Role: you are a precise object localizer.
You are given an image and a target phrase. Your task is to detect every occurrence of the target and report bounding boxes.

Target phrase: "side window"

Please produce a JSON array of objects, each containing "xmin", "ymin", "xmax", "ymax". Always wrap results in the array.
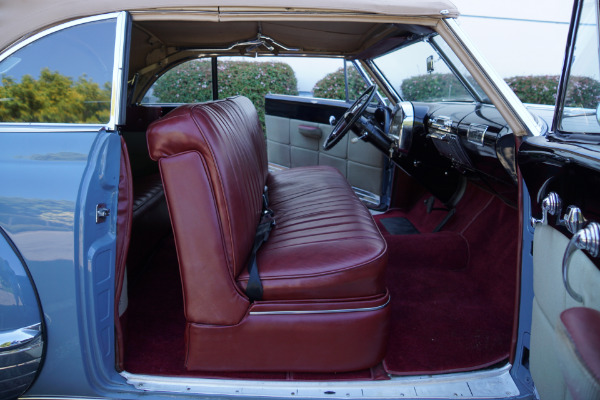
[
  {"xmin": 312, "ymin": 62, "xmax": 369, "ymax": 102},
  {"xmin": 0, "ymin": 19, "xmax": 117, "ymax": 124}
]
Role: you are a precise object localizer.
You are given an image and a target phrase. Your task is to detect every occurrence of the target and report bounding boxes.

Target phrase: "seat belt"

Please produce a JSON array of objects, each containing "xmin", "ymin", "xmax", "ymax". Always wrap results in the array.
[{"xmin": 245, "ymin": 186, "xmax": 275, "ymax": 302}]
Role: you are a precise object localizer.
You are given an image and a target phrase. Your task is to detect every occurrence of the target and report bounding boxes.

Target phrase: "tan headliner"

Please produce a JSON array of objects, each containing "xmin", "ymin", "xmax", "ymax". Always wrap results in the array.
[{"xmin": 0, "ymin": 0, "xmax": 458, "ymax": 52}]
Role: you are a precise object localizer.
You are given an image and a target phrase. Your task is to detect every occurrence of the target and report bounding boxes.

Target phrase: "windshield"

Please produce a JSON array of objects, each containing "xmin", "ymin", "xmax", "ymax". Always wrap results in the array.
[{"xmin": 373, "ymin": 35, "xmax": 488, "ymax": 103}]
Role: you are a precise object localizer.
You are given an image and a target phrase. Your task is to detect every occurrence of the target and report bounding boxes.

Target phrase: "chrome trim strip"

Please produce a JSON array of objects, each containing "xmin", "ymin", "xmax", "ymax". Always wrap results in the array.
[
  {"xmin": 122, "ymin": 363, "xmax": 519, "ymax": 398},
  {"xmin": 0, "ymin": 13, "xmax": 124, "ymax": 131},
  {"xmin": 0, "ymin": 323, "xmax": 41, "ymax": 351},
  {"xmin": 109, "ymin": 12, "xmax": 129, "ymax": 130},
  {"xmin": 442, "ymin": 19, "xmax": 542, "ymax": 137},
  {"xmin": 0, "ymin": 125, "xmax": 105, "ymax": 133},
  {"xmin": 249, "ymin": 296, "xmax": 390, "ymax": 315}
]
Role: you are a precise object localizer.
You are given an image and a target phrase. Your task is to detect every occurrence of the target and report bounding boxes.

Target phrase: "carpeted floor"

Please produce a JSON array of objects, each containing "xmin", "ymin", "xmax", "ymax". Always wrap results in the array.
[
  {"xmin": 123, "ymin": 183, "xmax": 518, "ymax": 378},
  {"xmin": 376, "ymin": 184, "xmax": 518, "ymax": 375}
]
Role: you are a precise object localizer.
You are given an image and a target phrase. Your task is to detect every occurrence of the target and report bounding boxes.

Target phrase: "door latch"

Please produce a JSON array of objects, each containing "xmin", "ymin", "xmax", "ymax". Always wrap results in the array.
[{"xmin": 96, "ymin": 204, "xmax": 110, "ymax": 223}]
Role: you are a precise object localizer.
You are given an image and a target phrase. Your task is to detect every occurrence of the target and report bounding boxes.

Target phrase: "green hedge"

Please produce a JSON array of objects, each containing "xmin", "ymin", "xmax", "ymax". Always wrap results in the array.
[
  {"xmin": 504, "ymin": 75, "xmax": 559, "ymax": 105},
  {"xmin": 401, "ymin": 73, "xmax": 600, "ymax": 107},
  {"xmin": 400, "ymin": 73, "xmax": 470, "ymax": 102},
  {"xmin": 153, "ymin": 60, "xmax": 298, "ymax": 127},
  {"xmin": 312, "ymin": 67, "xmax": 368, "ymax": 101}
]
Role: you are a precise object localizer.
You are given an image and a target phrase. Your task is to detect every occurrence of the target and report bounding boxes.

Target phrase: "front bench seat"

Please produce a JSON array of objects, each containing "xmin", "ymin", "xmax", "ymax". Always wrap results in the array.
[{"xmin": 147, "ymin": 96, "xmax": 390, "ymax": 372}]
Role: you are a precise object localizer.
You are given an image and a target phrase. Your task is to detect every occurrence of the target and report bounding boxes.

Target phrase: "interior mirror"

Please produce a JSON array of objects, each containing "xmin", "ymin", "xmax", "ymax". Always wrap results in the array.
[{"xmin": 426, "ymin": 55, "xmax": 434, "ymax": 74}]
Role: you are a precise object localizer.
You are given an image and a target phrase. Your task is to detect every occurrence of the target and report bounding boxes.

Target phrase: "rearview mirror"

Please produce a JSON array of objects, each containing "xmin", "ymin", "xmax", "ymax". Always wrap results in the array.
[{"xmin": 426, "ymin": 55, "xmax": 434, "ymax": 74}]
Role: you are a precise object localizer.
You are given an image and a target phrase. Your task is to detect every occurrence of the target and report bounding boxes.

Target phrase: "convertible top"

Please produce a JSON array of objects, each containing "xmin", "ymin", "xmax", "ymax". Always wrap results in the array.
[{"xmin": 0, "ymin": 0, "xmax": 458, "ymax": 53}]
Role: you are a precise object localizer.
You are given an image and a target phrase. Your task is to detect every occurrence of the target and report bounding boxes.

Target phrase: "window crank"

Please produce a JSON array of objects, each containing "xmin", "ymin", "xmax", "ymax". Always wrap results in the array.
[
  {"xmin": 531, "ymin": 192, "xmax": 562, "ymax": 227},
  {"xmin": 562, "ymin": 221, "xmax": 600, "ymax": 303}
]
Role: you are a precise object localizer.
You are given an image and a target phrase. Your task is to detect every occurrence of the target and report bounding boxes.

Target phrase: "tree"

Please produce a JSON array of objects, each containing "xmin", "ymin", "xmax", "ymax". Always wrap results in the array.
[{"xmin": 0, "ymin": 68, "xmax": 111, "ymax": 123}]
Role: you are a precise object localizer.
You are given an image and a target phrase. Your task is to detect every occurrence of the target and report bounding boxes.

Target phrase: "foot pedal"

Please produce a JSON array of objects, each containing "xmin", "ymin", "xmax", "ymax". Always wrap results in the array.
[
  {"xmin": 425, "ymin": 196, "xmax": 436, "ymax": 214},
  {"xmin": 433, "ymin": 208, "xmax": 456, "ymax": 232}
]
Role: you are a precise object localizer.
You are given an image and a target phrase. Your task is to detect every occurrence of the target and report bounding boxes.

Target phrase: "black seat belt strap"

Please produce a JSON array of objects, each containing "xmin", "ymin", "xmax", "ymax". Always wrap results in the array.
[{"xmin": 245, "ymin": 186, "xmax": 275, "ymax": 301}]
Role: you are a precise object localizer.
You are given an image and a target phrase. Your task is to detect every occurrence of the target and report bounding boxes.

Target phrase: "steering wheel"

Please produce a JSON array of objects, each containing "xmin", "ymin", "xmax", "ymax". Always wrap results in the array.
[{"xmin": 323, "ymin": 85, "xmax": 377, "ymax": 151}]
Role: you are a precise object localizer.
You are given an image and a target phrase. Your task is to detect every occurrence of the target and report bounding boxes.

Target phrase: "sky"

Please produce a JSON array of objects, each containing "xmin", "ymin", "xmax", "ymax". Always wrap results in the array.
[
  {"xmin": 447, "ymin": 0, "xmax": 573, "ymax": 78},
  {"xmin": 286, "ymin": 0, "xmax": 575, "ymax": 92}
]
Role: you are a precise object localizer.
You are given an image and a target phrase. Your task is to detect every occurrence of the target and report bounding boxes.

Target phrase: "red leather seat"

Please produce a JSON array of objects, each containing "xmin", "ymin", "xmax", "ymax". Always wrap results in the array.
[
  {"xmin": 147, "ymin": 96, "xmax": 389, "ymax": 372},
  {"xmin": 237, "ymin": 166, "xmax": 387, "ymax": 300}
]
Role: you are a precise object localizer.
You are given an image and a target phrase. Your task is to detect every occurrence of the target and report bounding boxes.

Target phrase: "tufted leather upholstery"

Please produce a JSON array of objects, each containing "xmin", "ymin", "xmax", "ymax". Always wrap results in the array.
[
  {"xmin": 147, "ymin": 96, "xmax": 389, "ymax": 372},
  {"xmin": 237, "ymin": 166, "xmax": 387, "ymax": 300}
]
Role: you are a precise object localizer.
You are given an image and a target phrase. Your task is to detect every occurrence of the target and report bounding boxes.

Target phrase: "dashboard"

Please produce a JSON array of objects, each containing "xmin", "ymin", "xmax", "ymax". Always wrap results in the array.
[{"xmin": 387, "ymin": 102, "xmax": 518, "ymax": 206}]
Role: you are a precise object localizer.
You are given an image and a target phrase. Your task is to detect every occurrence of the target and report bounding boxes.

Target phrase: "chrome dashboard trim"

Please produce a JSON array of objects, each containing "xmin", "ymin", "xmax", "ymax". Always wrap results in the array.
[{"xmin": 467, "ymin": 123, "xmax": 488, "ymax": 146}]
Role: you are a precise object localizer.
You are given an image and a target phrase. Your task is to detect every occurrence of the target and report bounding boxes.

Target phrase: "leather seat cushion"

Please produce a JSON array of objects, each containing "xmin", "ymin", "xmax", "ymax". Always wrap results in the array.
[{"xmin": 237, "ymin": 165, "xmax": 388, "ymax": 300}]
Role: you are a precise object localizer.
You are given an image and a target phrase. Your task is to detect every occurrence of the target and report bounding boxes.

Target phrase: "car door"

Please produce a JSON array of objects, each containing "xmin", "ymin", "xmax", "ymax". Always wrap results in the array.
[
  {"xmin": 0, "ymin": 12, "xmax": 131, "ymax": 395},
  {"xmin": 518, "ymin": 0, "xmax": 600, "ymax": 398},
  {"xmin": 264, "ymin": 60, "xmax": 389, "ymax": 208}
]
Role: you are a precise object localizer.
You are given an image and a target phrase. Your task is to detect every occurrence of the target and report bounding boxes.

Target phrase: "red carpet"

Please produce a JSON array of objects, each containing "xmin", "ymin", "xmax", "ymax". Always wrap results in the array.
[
  {"xmin": 376, "ymin": 184, "xmax": 518, "ymax": 375},
  {"xmin": 124, "ymin": 183, "xmax": 517, "ymax": 377}
]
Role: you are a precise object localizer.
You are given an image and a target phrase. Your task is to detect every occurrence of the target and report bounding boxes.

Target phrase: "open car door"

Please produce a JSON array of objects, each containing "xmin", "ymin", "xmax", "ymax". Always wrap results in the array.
[{"xmin": 518, "ymin": 0, "xmax": 600, "ymax": 398}]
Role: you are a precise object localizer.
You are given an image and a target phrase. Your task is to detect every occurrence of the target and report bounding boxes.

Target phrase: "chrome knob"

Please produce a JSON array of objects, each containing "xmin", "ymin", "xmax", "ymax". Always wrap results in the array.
[
  {"xmin": 562, "ymin": 222, "xmax": 600, "ymax": 302},
  {"xmin": 563, "ymin": 205, "xmax": 587, "ymax": 234},
  {"xmin": 532, "ymin": 192, "xmax": 562, "ymax": 226}
]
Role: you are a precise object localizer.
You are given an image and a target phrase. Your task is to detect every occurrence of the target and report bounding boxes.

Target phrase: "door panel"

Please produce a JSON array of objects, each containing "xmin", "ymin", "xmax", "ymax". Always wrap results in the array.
[
  {"xmin": 520, "ymin": 136, "xmax": 600, "ymax": 400},
  {"xmin": 530, "ymin": 224, "xmax": 600, "ymax": 400},
  {"xmin": 265, "ymin": 94, "xmax": 385, "ymax": 205}
]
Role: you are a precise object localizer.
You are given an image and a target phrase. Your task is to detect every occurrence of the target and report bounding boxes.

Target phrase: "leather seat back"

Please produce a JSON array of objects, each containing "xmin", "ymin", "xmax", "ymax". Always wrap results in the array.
[{"xmin": 148, "ymin": 97, "xmax": 267, "ymax": 279}]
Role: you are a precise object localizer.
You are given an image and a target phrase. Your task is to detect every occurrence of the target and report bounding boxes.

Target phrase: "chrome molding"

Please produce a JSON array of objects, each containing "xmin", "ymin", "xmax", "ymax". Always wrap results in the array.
[
  {"xmin": 109, "ymin": 11, "xmax": 129, "ymax": 130},
  {"xmin": 0, "ymin": 13, "xmax": 122, "ymax": 63},
  {"xmin": 563, "ymin": 222, "xmax": 600, "ymax": 302},
  {"xmin": 249, "ymin": 297, "xmax": 390, "ymax": 316},
  {"xmin": 0, "ymin": 323, "xmax": 41, "ymax": 351},
  {"xmin": 122, "ymin": 363, "xmax": 519, "ymax": 398},
  {"xmin": 0, "ymin": 12, "xmax": 127, "ymax": 132},
  {"xmin": 397, "ymin": 101, "xmax": 414, "ymax": 154}
]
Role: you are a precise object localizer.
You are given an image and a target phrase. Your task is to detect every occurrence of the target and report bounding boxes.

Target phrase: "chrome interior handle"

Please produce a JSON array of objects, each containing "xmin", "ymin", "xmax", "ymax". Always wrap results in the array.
[
  {"xmin": 531, "ymin": 192, "xmax": 562, "ymax": 226},
  {"xmin": 562, "ymin": 222, "xmax": 600, "ymax": 303}
]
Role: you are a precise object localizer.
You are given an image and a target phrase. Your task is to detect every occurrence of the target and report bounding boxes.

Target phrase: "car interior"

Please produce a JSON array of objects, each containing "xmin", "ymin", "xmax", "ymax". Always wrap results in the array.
[{"xmin": 114, "ymin": 16, "xmax": 520, "ymax": 380}]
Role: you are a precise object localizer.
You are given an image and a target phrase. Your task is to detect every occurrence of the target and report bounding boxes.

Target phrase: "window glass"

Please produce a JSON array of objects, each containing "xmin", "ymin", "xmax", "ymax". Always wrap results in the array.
[
  {"xmin": 0, "ymin": 19, "xmax": 116, "ymax": 124},
  {"xmin": 558, "ymin": 0, "xmax": 600, "ymax": 134},
  {"xmin": 145, "ymin": 57, "xmax": 373, "ymax": 127},
  {"xmin": 373, "ymin": 38, "xmax": 477, "ymax": 103}
]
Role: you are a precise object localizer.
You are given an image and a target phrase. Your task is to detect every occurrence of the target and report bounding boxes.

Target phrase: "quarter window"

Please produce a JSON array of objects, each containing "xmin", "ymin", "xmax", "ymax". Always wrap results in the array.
[
  {"xmin": 558, "ymin": 0, "xmax": 600, "ymax": 134},
  {"xmin": 0, "ymin": 19, "xmax": 117, "ymax": 124}
]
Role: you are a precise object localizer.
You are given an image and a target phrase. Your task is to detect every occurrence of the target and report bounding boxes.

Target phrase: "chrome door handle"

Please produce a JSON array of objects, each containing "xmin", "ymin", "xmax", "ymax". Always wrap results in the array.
[{"xmin": 562, "ymin": 222, "xmax": 600, "ymax": 302}]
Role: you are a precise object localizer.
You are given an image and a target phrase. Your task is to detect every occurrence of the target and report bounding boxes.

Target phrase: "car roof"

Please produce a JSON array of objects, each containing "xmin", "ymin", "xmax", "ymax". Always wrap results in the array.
[{"xmin": 0, "ymin": 0, "xmax": 459, "ymax": 53}]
